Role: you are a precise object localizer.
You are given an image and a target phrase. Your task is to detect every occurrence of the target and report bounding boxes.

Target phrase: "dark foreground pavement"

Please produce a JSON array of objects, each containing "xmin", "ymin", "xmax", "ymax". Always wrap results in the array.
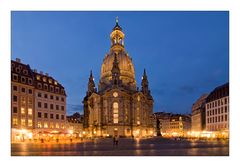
[{"xmin": 11, "ymin": 137, "xmax": 229, "ymax": 156}]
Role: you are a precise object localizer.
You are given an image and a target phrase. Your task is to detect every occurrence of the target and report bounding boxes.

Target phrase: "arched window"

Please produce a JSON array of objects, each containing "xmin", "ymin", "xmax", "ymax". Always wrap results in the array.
[{"xmin": 113, "ymin": 102, "xmax": 118, "ymax": 124}]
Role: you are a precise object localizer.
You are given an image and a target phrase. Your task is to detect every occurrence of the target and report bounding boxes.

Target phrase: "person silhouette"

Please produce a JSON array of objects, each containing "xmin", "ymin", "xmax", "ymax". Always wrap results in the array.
[
  {"xmin": 113, "ymin": 136, "xmax": 116, "ymax": 146},
  {"xmin": 115, "ymin": 135, "xmax": 119, "ymax": 146}
]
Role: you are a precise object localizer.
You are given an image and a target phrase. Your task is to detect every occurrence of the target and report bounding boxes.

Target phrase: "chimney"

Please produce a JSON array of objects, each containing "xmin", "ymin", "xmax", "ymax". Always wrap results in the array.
[
  {"xmin": 33, "ymin": 69, "xmax": 37, "ymax": 73},
  {"xmin": 40, "ymin": 71, "xmax": 43, "ymax": 75},
  {"xmin": 16, "ymin": 58, "xmax": 21, "ymax": 63},
  {"xmin": 45, "ymin": 73, "xmax": 49, "ymax": 76}
]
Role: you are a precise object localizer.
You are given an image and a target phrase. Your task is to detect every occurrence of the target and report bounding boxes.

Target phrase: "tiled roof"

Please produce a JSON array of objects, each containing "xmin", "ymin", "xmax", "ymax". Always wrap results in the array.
[
  {"xmin": 206, "ymin": 82, "xmax": 229, "ymax": 102},
  {"xmin": 11, "ymin": 58, "xmax": 66, "ymax": 96}
]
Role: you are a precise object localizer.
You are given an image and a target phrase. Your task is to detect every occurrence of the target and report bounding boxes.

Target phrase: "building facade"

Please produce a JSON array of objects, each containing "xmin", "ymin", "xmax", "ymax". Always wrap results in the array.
[
  {"xmin": 11, "ymin": 58, "xmax": 67, "ymax": 141},
  {"xmin": 66, "ymin": 112, "xmax": 84, "ymax": 138},
  {"xmin": 169, "ymin": 114, "xmax": 191, "ymax": 137},
  {"xmin": 11, "ymin": 58, "xmax": 35, "ymax": 141},
  {"xmin": 33, "ymin": 70, "xmax": 67, "ymax": 139},
  {"xmin": 83, "ymin": 19, "xmax": 154, "ymax": 138},
  {"xmin": 205, "ymin": 83, "xmax": 229, "ymax": 137},
  {"xmin": 191, "ymin": 94, "xmax": 208, "ymax": 132},
  {"xmin": 153, "ymin": 112, "xmax": 191, "ymax": 137}
]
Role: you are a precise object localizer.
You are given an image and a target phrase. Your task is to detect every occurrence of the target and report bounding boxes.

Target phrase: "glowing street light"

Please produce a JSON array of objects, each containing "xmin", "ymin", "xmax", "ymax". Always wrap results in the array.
[{"xmin": 69, "ymin": 130, "xmax": 73, "ymax": 135}]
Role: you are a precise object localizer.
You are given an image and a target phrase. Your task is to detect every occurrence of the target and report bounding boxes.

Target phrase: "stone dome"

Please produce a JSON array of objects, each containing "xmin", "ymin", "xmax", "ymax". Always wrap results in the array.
[
  {"xmin": 100, "ymin": 50, "xmax": 136, "ymax": 87},
  {"xmin": 99, "ymin": 19, "xmax": 137, "ymax": 90}
]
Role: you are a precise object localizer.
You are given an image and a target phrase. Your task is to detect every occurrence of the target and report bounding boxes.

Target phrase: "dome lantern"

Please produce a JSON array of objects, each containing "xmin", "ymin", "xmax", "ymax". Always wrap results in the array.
[{"xmin": 110, "ymin": 17, "xmax": 125, "ymax": 49}]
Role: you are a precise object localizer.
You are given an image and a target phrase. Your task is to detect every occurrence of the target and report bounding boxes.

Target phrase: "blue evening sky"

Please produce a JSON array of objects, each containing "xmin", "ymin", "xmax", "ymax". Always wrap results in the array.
[{"xmin": 11, "ymin": 11, "xmax": 229, "ymax": 115}]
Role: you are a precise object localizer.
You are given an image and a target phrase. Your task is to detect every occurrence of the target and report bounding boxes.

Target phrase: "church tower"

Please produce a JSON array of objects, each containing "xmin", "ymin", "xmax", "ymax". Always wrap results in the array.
[
  {"xmin": 83, "ymin": 18, "xmax": 154, "ymax": 137},
  {"xmin": 83, "ymin": 70, "xmax": 96, "ymax": 128},
  {"xmin": 87, "ymin": 70, "xmax": 96, "ymax": 96},
  {"xmin": 141, "ymin": 69, "xmax": 149, "ymax": 95},
  {"xmin": 141, "ymin": 69, "xmax": 153, "ymax": 100}
]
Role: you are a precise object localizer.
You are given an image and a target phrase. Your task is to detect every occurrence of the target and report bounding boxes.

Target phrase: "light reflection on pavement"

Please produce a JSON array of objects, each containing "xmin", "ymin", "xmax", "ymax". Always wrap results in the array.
[{"xmin": 11, "ymin": 137, "xmax": 229, "ymax": 156}]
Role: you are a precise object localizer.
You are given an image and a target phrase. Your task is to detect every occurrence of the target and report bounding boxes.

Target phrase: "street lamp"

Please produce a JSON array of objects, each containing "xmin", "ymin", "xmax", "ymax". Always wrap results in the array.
[{"xmin": 69, "ymin": 130, "xmax": 73, "ymax": 142}]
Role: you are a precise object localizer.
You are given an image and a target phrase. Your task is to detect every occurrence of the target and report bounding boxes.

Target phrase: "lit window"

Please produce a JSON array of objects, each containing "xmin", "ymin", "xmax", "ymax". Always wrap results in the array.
[
  {"xmin": 113, "ymin": 102, "xmax": 118, "ymax": 124},
  {"xmin": 37, "ymin": 122, "xmax": 42, "ymax": 128},
  {"xmin": 28, "ymin": 108, "xmax": 32, "ymax": 115},
  {"xmin": 36, "ymin": 75, "xmax": 41, "ymax": 80},
  {"xmin": 44, "ymin": 122, "xmax": 48, "ymax": 128},
  {"xmin": 50, "ymin": 122, "xmax": 54, "ymax": 128},
  {"xmin": 56, "ymin": 123, "xmax": 59, "ymax": 128},
  {"xmin": 54, "ymin": 81, "xmax": 58, "ymax": 85},
  {"xmin": 21, "ymin": 107, "xmax": 25, "ymax": 114},
  {"xmin": 21, "ymin": 119, "xmax": 25, "ymax": 126},
  {"xmin": 13, "ymin": 118, "xmax": 18, "ymax": 126},
  {"xmin": 43, "ymin": 77, "xmax": 47, "ymax": 82},
  {"xmin": 28, "ymin": 120, "xmax": 32, "ymax": 127}
]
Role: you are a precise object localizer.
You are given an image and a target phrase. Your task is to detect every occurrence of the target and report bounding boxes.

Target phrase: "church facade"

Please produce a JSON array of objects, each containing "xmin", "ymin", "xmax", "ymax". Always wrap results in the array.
[{"xmin": 83, "ymin": 19, "xmax": 154, "ymax": 137}]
